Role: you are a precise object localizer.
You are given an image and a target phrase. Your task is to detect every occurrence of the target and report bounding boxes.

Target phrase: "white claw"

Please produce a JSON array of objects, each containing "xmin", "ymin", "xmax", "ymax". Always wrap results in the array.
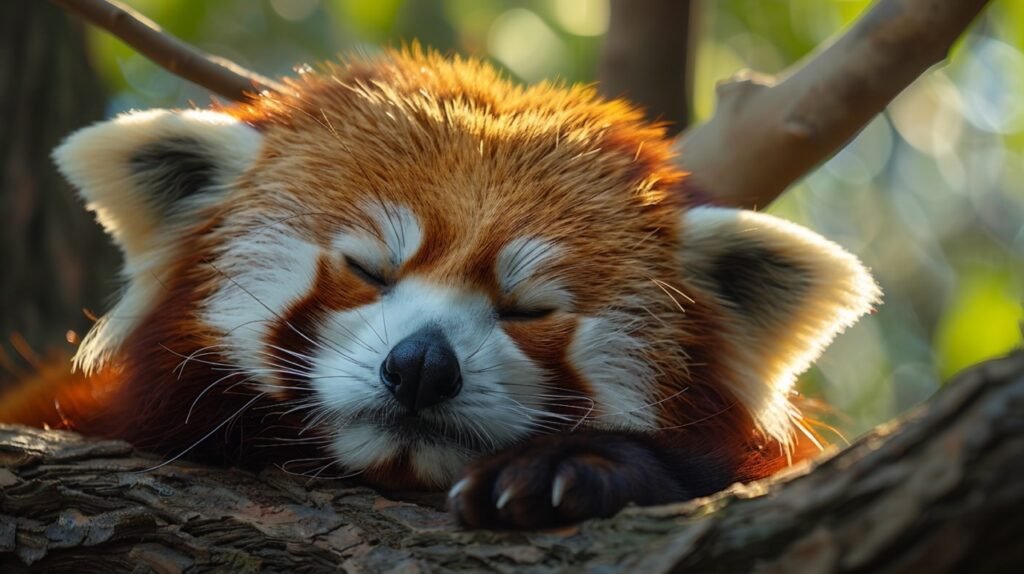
[
  {"xmin": 496, "ymin": 488, "xmax": 514, "ymax": 510},
  {"xmin": 551, "ymin": 474, "xmax": 568, "ymax": 508},
  {"xmin": 448, "ymin": 477, "xmax": 470, "ymax": 499}
]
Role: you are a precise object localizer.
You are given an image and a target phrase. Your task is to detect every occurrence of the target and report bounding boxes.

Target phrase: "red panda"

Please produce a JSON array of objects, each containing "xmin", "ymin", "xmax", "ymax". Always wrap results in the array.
[{"xmin": 1, "ymin": 49, "xmax": 879, "ymax": 529}]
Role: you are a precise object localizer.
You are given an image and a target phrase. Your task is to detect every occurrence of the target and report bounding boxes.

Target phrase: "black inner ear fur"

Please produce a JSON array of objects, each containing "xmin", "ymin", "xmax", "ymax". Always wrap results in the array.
[
  {"xmin": 708, "ymin": 245, "xmax": 811, "ymax": 328},
  {"xmin": 129, "ymin": 137, "xmax": 218, "ymax": 205}
]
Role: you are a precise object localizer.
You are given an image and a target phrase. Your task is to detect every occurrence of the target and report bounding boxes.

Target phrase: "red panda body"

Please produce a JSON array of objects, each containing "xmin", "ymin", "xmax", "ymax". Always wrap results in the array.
[{"xmin": 2, "ymin": 50, "xmax": 879, "ymax": 529}]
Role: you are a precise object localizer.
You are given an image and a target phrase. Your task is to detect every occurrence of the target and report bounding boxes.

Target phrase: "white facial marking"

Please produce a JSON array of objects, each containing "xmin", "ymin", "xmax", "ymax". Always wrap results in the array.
[
  {"xmin": 570, "ymin": 314, "xmax": 657, "ymax": 430},
  {"xmin": 370, "ymin": 202, "xmax": 423, "ymax": 267},
  {"xmin": 333, "ymin": 233, "xmax": 388, "ymax": 275},
  {"xmin": 332, "ymin": 202, "xmax": 423, "ymax": 276},
  {"xmin": 202, "ymin": 222, "xmax": 321, "ymax": 385},
  {"xmin": 329, "ymin": 423, "xmax": 401, "ymax": 470},
  {"xmin": 496, "ymin": 237, "xmax": 573, "ymax": 310}
]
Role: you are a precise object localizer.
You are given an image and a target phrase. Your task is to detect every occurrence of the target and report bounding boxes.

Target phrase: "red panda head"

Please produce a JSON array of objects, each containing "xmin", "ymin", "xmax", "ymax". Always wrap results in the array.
[{"xmin": 54, "ymin": 50, "xmax": 879, "ymax": 488}]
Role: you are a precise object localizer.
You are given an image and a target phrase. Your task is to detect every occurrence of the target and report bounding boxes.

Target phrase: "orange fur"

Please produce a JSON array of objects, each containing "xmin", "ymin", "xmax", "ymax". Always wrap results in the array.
[{"xmin": 0, "ymin": 357, "xmax": 120, "ymax": 432}]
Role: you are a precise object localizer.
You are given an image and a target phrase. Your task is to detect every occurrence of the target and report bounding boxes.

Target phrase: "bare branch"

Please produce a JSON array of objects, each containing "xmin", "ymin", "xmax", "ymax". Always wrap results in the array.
[
  {"xmin": 676, "ymin": 0, "xmax": 990, "ymax": 209},
  {"xmin": 50, "ymin": 0, "xmax": 288, "ymax": 102}
]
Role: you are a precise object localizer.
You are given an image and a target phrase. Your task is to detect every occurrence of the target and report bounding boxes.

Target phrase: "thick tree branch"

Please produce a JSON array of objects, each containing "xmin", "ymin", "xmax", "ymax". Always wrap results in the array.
[
  {"xmin": 49, "ymin": 0, "xmax": 289, "ymax": 102},
  {"xmin": 2, "ymin": 352, "xmax": 1021, "ymax": 572},
  {"xmin": 676, "ymin": 0, "xmax": 990, "ymax": 209}
]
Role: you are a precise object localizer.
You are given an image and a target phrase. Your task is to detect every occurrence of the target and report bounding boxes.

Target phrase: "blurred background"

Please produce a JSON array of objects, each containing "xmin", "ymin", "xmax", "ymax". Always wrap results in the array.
[{"xmin": 1, "ymin": 0, "xmax": 1021, "ymax": 437}]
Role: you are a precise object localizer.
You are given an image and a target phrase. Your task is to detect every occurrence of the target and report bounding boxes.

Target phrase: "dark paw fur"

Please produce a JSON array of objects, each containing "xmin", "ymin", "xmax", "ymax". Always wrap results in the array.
[{"xmin": 448, "ymin": 431, "xmax": 712, "ymax": 530}]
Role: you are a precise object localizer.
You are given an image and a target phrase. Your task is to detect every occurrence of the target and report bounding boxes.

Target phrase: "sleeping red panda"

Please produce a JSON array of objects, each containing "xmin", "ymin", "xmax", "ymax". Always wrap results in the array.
[{"xmin": 1, "ymin": 49, "xmax": 879, "ymax": 529}]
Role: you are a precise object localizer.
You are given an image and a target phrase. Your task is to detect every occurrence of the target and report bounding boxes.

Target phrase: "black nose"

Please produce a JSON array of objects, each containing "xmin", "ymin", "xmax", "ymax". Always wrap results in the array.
[{"xmin": 381, "ymin": 327, "xmax": 462, "ymax": 412}]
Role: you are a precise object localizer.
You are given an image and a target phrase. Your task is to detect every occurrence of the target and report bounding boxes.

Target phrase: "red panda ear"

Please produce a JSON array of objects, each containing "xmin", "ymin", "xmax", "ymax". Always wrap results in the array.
[
  {"xmin": 678, "ymin": 206, "xmax": 881, "ymax": 442},
  {"xmin": 54, "ymin": 109, "xmax": 261, "ymax": 374},
  {"xmin": 53, "ymin": 109, "xmax": 261, "ymax": 266}
]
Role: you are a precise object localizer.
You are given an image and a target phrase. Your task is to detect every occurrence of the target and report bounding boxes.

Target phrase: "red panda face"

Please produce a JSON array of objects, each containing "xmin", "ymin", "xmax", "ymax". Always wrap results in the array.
[
  {"xmin": 194, "ymin": 98, "xmax": 687, "ymax": 486},
  {"xmin": 54, "ymin": 51, "xmax": 879, "ymax": 490}
]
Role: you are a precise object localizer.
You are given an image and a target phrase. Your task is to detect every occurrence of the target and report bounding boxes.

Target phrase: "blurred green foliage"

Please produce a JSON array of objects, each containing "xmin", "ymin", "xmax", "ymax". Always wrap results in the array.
[{"xmin": 83, "ymin": 0, "xmax": 1023, "ymax": 436}]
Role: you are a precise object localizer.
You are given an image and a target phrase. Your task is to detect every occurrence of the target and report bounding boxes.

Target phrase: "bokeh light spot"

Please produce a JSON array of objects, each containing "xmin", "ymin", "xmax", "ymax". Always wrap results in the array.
[
  {"xmin": 488, "ymin": 9, "xmax": 567, "ymax": 82},
  {"xmin": 270, "ymin": 0, "xmax": 320, "ymax": 22},
  {"xmin": 551, "ymin": 0, "xmax": 609, "ymax": 37}
]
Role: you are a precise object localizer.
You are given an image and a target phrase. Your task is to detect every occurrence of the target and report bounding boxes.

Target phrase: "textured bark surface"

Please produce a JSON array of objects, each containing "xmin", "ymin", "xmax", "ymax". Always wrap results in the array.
[
  {"xmin": 1, "ymin": 352, "xmax": 1021, "ymax": 573},
  {"xmin": 0, "ymin": 1, "xmax": 120, "ymax": 385}
]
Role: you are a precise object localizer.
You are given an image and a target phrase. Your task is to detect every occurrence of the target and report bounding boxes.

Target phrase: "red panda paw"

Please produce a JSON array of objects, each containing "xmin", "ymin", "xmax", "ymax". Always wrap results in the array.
[{"xmin": 448, "ymin": 431, "xmax": 703, "ymax": 530}]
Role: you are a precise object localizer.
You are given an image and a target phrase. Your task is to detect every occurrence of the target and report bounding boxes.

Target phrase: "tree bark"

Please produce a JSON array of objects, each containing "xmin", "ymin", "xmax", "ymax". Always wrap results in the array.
[
  {"xmin": 2, "ymin": 351, "xmax": 1020, "ymax": 573},
  {"xmin": 0, "ymin": 1, "xmax": 120, "ymax": 385}
]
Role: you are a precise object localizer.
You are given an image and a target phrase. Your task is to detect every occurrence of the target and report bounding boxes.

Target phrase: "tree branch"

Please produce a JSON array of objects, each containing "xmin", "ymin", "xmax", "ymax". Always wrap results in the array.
[
  {"xmin": 676, "ymin": 0, "xmax": 990, "ymax": 209},
  {"xmin": 49, "ymin": 0, "xmax": 289, "ymax": 102},
  {"xmin": 2, "ymin": 352, "xmax": 1021, "ymax": 572}
]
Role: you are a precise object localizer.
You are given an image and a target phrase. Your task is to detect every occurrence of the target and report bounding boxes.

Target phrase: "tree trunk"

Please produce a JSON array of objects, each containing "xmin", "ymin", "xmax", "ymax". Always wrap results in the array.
[
  {"xmin": 1, "ymin": 352, "xmax": 1020, "ymax": 573},
  {"xmin": 599, "ymin": 0, "xmax": 695, "ymax": 134},
  {"xmin": 0, "ymin": 1, "xmax": 120, "ymax": 384}
]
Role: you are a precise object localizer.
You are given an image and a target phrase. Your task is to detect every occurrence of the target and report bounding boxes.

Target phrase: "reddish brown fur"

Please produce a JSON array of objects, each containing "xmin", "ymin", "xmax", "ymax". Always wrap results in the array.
[
  {"xmin": 502, "ymin": 316, "xmax": 593, "ymax": 418},
  {"xmin": 266, "ymin": 255, "xmax": 381, "ymax": 398}
]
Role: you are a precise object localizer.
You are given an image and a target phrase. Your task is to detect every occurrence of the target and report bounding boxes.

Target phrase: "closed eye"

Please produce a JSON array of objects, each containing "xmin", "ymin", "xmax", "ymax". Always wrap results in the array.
[
  {"xmin": 345, "ymin": 256, "xmax": 389, "ymax": 288},
  {"xmin": 498, "ymin": 307, "xmax": 556, "ymax": 321}
]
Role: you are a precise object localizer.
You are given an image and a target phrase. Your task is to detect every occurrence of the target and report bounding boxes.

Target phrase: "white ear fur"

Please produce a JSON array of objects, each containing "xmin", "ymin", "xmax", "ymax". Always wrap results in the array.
[
  {"xmin": 53, "ymin": 109, "xmax": 262, "ymax": 266},
  {"xmin": 679, "ymin": 206, "xmax": 881, "ymax": 444},
  {"xmin": 54, "ymin": 109, "xmax": 262, "ymax": 373}
]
